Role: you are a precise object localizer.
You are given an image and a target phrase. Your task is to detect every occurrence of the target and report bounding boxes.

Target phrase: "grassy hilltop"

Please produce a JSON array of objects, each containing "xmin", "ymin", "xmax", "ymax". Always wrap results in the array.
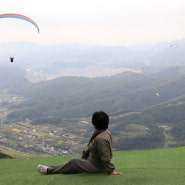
[{"xmin": 0, "ymin": 147, "xmax": 184, "ymax": 185}]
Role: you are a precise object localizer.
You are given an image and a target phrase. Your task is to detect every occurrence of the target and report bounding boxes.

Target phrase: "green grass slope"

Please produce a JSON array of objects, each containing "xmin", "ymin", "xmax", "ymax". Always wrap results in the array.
[{"xmin": 0, "ymin": 147, "xmax": 184, "ymax": 185}]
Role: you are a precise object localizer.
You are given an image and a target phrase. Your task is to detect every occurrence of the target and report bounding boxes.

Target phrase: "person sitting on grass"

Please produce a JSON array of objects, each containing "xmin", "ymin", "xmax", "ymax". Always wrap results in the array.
[{"xmin": 37, "ymin": 111, "xmax": 122, "ymax": 175}]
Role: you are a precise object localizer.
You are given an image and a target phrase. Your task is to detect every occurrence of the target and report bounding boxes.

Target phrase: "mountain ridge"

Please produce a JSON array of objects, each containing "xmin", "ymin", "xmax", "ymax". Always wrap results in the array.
[
  {"xmin": 4, "ymin": 66, "xmax": 185, "ymax": 121},
  {"xmin": 1, "ymin": 65, "xmax": 185, "ymax": 150}
]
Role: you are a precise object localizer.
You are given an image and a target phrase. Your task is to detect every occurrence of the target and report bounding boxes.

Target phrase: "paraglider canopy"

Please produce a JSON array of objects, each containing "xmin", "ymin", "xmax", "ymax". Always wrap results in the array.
[
  {"xmin": 0, "ymin": 13, "xmax": 39, "ymax": 33},
  {"xmin": 170, "ymin": 43, "xmax": 178, "ymax": 48},
  {"xmin": 155, "ymin": 92, "xmax": 160, "ymax": 97}
]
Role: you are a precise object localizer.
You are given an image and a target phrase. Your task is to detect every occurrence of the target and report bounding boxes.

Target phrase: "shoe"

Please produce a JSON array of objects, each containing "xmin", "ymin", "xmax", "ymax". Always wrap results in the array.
[{"xmin": 37, "ymin": 164, "xmax": 48, "ymax": 174}]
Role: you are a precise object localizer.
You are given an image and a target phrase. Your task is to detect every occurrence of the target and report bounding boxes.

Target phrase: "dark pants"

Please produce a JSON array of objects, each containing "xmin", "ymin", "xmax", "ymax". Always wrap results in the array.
[{"xmin": 47, "ymin": 158, "xmax": 104, "ymax": 174}]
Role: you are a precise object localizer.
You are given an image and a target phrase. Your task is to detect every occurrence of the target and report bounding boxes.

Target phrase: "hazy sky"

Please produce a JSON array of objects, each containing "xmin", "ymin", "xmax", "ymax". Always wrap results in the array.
[{"xmin": 1, "ymin": 0, "xmax": 185, "ymax": 46}]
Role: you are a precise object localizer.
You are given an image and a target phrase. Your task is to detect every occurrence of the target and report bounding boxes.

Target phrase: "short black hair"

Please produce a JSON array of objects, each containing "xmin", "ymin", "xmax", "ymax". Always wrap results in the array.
[{"xmin": 92, "ymin": 111, "xmax": 109, "ymax": 130}]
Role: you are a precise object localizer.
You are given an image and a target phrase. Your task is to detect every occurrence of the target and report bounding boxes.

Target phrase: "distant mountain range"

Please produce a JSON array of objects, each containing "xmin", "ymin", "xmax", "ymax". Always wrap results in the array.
[
  {"xmin": 1, "ymin": 65, "xmax": 185, "ymax": 149},
  {"xmin": 1, "ymin": 38, "xmax": 185, "ymax": 78},
  {"xmin": 1, "ymin": 39, "xmax": 185, "ymax": 150},
  {"xmin": 2, "ymin": 65, "xmax": 184, "ymax": 118}
]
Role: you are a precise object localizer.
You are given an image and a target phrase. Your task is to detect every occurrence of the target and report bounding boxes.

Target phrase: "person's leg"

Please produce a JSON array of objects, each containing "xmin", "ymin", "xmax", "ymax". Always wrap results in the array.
[{"xmin": 47, "ymin": 158, "xmax": 103, "ymax": 174}]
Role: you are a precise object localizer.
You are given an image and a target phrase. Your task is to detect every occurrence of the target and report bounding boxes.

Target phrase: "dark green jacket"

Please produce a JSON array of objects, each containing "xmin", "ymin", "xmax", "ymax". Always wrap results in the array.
[{"xmin": 88, "ymin": 130, "xmax": 115, "ymax": 173}]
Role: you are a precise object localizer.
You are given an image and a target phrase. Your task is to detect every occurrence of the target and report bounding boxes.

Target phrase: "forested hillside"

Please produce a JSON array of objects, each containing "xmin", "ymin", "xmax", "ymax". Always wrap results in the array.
[
  {"xmin": 6, "ymin": 66, "xmax": 185, "ymax": 120},
  {"xmin": 0, "ymin": 65, "xmax": 30, "ymax": 93},
  {"xmin": 1, "ymin": 66, "xmax": 185, "ymax": 150}
]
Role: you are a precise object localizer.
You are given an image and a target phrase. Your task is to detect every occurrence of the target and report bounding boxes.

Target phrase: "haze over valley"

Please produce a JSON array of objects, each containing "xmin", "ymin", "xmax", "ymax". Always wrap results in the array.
[
  {"xmin": 0, "ymin": 39, "xmax": 185, "ymax": 157},
  {"xmin": 0, "ymin": 38, "xmax": 184, "ymax": 81}
]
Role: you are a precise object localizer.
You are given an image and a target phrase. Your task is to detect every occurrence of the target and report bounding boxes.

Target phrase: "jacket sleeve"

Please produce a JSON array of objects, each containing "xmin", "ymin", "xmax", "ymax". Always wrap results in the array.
[{"xmin": 96, "ymin": 137, "xmax": 115, "ymax": 173}]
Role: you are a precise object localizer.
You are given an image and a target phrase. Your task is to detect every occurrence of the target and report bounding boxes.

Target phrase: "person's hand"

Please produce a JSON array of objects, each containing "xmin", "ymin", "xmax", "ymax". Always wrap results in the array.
[{"xmin": 110, "ymin": 171, "xmax": 123, "ymax": 175}]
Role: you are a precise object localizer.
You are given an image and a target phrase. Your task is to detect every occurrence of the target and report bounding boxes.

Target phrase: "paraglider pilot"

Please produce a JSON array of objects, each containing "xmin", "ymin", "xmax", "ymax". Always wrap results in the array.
[{"xmin": 10, "ymin": 57, "xmax": 14, "ymax": 63}]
